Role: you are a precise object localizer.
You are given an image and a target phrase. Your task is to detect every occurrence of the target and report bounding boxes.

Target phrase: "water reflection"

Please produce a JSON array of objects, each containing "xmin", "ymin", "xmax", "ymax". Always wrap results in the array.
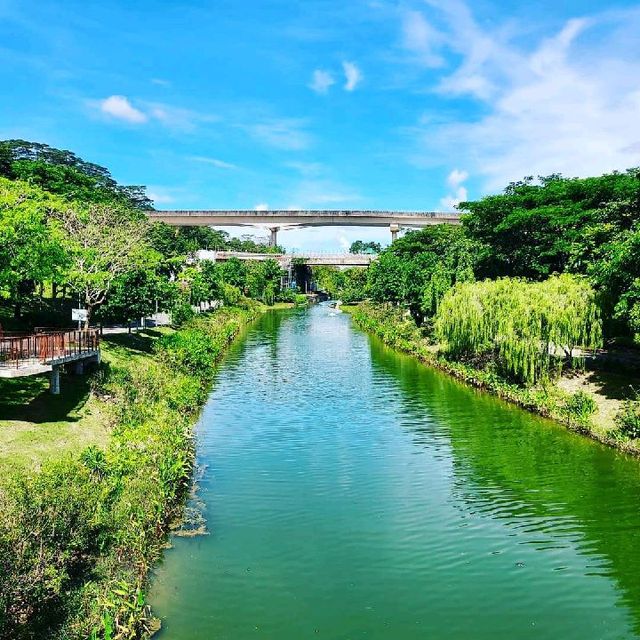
[
  {"xmin": 369, "ymin": 336, "xmax": 640, "ymax": 632},
  {"xmin": 150, "ymin": 307, "xmax": 640, "ymax": 640}
]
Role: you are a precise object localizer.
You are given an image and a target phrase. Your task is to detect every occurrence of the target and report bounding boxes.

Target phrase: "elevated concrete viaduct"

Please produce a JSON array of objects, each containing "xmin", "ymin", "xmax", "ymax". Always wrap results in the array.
[{"xmin": 150, "ymin": 209, "xmax": 461, "ymax": 245}]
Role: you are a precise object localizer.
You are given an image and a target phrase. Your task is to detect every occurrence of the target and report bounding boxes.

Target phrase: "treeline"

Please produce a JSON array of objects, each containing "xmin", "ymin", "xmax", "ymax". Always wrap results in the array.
[
  {"xmin": 0, "ymin": 139, "xmax": 287, "ymax": 329},
  {"xmin": 318, "ymin": 169, "xmax": 640, "ymax": 390}
]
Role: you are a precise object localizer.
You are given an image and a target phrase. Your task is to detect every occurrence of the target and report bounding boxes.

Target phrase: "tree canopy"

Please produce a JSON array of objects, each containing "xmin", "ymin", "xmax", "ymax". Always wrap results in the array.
[{"xmin": 0, "ymin": 140, "xmax": 152, "ymax": 209}]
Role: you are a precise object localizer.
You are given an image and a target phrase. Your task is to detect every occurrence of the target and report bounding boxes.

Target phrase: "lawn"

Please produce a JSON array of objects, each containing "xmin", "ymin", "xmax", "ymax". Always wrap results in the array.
[{"xmin": 0, "ymin": 329, "xmax": 172, "ymax": 472}]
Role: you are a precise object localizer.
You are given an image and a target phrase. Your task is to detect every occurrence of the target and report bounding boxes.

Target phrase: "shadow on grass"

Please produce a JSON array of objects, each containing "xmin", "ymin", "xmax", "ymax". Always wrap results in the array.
[
  {"xmin": 0, "ymin": 373, "xmax": 91, "ymax": 424},
  {"xmin": 102, "ymin": 331, "xmax": 159, "ymax": 354},
  {"xmin": 586, "ymin": 370, "xmax": 638, "ymax": 401}
]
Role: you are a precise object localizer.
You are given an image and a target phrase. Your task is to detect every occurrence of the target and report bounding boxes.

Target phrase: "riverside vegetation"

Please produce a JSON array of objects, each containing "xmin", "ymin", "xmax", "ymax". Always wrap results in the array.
[
  {"xmin": 0, "ymin": 304, "xmax": 260, "ymax": 639},
  {"xmin": 2, "ymin": 138, "xmax": 640, "ymax": 636},
  {"xmin": 0, "ymin": 139, "xmax": 298, "ymax": 639},
  {"xmin": 324, "ymin": 169, "xmax": 640, "ymax": 449}
]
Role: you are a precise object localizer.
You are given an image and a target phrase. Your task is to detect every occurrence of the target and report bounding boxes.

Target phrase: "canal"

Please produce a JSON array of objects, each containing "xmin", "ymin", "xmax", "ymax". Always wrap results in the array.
[{"xmin": 150, "ymin": 305, "xmax": 640, "ymax": 639}]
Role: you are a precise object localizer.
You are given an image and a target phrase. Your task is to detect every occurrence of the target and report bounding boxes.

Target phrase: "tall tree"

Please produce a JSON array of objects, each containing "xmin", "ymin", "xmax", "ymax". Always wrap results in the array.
[
  {"xmin": 0, "ymin": 178, "xmax": 67, "ymax": 318},
  {"xmin": 53, "ymin": 202, "xmax": 156, "ymax": 325},
  {"xmin": 349, "ymin": 240, "xmax": 382, "ymax": 254},
  {"xmin": 0, "ymin": 139, "xmax": 152, "ymax": 209}
]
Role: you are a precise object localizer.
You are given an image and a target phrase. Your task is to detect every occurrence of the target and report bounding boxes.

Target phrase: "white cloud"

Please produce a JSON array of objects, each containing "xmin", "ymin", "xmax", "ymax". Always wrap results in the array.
[
  {"xmin": 147, "ymin": 189, "xmax": 175, "ymax": 205},
  {"xmin": 309, "ymin": 69, "xmax": 335, "ymax": 94},
  {"xmin": 98, "ymin": 95, "xmax": 147, "ymax": 124},
  {"xmin": 247, "ymin": 118, "xmax": 311, "ymax": 150},
  {"xmin": 441, "ymin": 169, "xmax": 468, "ymax": 210},
  {"xmin": 405, "ymin": 3, "xmax": 640, "ymax": 190},
  {"xmin": 254, "ymin": 203, "xmax": 269, "ymax": 211},
  {"xmin": 342, "ymin": 61, "xmax": 362, "ymax": 91},
  {"xmin": 401, "ymin": 10, "xmax": 445, "ymax": 67},
  {"xmin": 93, "ymin": 96, "xmax": 216, "ymax": 131},
  {"xmin": 447, "ymin": 169, "xmax": 468, "ymax": 189},
  {"xmin": 190, "ymin": 156, "xmax": 237, "ymax": 169},
  {"xmin": 151, "ymin": 78, "xmax": 171, "ymax": 87}
]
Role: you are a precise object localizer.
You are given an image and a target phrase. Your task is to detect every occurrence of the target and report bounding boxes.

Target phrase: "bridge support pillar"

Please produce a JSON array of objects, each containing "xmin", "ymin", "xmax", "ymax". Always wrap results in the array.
[
  {"xmin": 269, "ymin": 227, "xmax": 280, "ymax": 247},
  {"xmin": 50, "ymin": 365, "xmax": 60, "ymax": 395},
  {"xmin": 390, "ymin": 223, "xmax": 400, "ymax": 243},
  {"xmin": 73, "ymin": 360, "xmax": 84, "ymax": 375}
]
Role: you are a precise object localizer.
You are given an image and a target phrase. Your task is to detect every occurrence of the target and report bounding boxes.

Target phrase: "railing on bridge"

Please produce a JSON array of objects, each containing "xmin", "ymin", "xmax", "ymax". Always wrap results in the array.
[{"xmin": 0, "ymin": 328, "xmax": 100, "ymax": 370}]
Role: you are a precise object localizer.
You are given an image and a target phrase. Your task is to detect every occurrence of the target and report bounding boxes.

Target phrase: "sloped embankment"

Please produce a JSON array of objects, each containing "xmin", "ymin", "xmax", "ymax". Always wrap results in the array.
[{"xmin": 0, "ymin": 305, "xmax": 259, "ymax": 640}]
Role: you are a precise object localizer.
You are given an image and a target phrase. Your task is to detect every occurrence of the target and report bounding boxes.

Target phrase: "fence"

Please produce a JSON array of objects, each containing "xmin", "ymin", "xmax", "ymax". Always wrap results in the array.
[{"xmin": 0, "ymin": 328, "xmax": 100, "ymax": 369}]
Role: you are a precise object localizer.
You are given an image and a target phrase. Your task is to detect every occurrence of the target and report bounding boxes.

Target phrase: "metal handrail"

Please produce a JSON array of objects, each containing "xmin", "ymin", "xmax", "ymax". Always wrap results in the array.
[{"xmin": 0, "ymin": 329, "xmax": 100, "ymax": 369}]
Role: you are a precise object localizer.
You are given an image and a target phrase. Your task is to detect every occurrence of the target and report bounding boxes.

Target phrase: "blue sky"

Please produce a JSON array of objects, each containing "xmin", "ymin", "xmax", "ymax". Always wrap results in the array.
[{"xmin": 1, "ymin": 0, "xmax": 639, "ymax": 251}]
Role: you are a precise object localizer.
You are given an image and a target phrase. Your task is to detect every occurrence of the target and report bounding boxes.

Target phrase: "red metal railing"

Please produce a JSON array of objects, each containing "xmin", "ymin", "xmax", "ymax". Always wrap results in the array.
[{"xmin": 0, "ymin": 329, "xmax": 100, "ymax": 369}]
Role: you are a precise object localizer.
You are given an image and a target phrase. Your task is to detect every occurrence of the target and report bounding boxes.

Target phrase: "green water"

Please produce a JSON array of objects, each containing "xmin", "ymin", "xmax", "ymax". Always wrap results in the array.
[{"xmin": 150, "ymin": 306, "xmax": 640, "ymax": 639}]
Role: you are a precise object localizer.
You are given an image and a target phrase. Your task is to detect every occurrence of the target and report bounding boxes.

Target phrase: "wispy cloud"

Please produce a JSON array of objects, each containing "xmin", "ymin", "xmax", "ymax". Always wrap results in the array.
[
  {"xmin": 404, "ymin": 3, "xmax": 640, "ymax": 189},
  {"xmin": 342, "ymin": 61, "xmax": 362, "ymax": 91},
  {"xmin": 246, "ymin": 118, "xmax": 311, "ymax": 150},
  {"xmin": 98, "ymin": 95, "xmax": 147, "ymax": 124},
  {"xmin": 147, "ymin": 188, "xmax": 176, "ymax": 205},
  {"xmin": 441, "ymin": 168, "xmax": 468, "ymax": 210},
  {"xmin": 92, "ymin": 96, "xmax": 216, "ymax": 131},
  {"xmin": 401, "ymin": 10, "xmax": 445, "ymax": 67},
  {"xmin": 145, "ymin": 102, "xmax": 218, "ymax": 131},
  {"xmin": 190, "ymin": 155, "xmax": 237, "ymax": 169},
  {"xmin": 309, "ymin": 69, "xmax": 335, "ymax": 94},
  {"xmin": 254, "ymin": 202, "xmax": 269, "ymax": 211}
]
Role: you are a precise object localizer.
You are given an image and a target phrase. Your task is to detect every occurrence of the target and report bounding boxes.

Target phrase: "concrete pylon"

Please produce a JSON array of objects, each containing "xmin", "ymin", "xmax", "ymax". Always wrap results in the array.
[
  {"xmin": 269, "ymin": 226, "xmax": 280, "ymax": 247},
  {"xmin": 50, "ymin": 365, "xmax": 60, "ymax": 395},
  {"xmin": 390, "ymin": 223, "xmax": 400, "ymax": 243}
]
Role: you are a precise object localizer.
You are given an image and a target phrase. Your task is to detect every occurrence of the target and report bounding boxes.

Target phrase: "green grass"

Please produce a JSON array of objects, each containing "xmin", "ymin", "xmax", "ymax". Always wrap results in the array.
[{"xmin": 0, "ymin": 329, "xmax": 174, "ymax": 472}]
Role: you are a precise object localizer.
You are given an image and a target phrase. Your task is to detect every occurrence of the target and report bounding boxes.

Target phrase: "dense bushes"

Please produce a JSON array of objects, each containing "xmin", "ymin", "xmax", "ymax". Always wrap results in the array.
[{"xmin": 0, "ymin": 307, "xmax": 257, "ymax": 639}]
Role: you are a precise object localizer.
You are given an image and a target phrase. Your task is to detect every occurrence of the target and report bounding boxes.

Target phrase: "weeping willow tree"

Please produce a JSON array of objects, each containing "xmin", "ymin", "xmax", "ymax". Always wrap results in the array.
[{"xmin": 434, "ymin": 274, "xmax": 602, "ymax": 384}]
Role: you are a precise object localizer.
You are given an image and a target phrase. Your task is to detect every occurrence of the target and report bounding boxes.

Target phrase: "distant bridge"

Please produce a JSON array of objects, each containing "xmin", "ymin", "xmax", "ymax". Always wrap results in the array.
[
  {"xmin": 151, "ymin": 209, "xmax": 460, "ymax": 244},
  {"xmin": 197, "ymin": 250, "xmax": 376, "ymax": 267}
]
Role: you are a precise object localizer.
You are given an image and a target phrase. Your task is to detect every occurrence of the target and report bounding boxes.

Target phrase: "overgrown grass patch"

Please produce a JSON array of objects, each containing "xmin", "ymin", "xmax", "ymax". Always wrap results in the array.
[{"xmin": 0, "ymin": 306, "xmax": 259, "ymax": 639}]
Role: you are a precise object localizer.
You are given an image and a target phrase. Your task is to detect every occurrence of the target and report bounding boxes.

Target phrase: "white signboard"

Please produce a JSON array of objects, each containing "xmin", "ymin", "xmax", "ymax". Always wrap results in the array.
[{"xmin": 72, "ymin": 308, "xmax": 88, "ymax": 322}]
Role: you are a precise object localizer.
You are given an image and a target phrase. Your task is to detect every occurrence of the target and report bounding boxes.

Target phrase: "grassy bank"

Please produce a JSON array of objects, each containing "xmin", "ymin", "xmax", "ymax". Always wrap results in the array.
[
  {"xmin": 349, "ymin": 303, "xmax": 640, "ymax": 455},
  {"xmin": 0, "ymin": 305, "xmax": 260, "ymax": 639}
]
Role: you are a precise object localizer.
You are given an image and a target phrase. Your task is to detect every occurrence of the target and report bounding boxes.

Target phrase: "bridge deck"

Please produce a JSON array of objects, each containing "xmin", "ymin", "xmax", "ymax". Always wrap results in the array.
[
  {"xmin": 197, "ymin": 250, "xmax": 376, "ymax": 266},
  {"xmin": 150, "ymin": 209, "xmax": 460, "ymax": 228}
]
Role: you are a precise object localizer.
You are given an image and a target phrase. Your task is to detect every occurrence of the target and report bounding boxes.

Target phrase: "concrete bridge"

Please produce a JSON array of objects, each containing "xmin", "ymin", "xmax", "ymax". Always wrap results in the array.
[
  {"xmin": 151, "ymin": 209, "xmax": 460, "ymax": 245},
  {"xmin": 197, "ymin": 250, "xmax": 376, "ymax": 267}
]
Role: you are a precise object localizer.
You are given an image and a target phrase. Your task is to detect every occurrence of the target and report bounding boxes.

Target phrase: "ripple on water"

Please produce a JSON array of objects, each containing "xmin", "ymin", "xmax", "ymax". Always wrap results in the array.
[{"xmin": 150, "ymin": 307, "xmax": 640, "ymax": 640}]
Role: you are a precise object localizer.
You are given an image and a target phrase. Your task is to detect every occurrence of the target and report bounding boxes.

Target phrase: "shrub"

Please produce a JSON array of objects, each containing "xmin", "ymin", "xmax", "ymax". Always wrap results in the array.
[
  {"xmin": 615, "ymin": 399, "xmax": 640, "ymax": 439},
  {"xmin": 170, "ymin": 299, "xmax": 195, "ymax": 327},
  {"xmin": 561, "ymin": 390, "xmax": 597, "ymax": 426}
]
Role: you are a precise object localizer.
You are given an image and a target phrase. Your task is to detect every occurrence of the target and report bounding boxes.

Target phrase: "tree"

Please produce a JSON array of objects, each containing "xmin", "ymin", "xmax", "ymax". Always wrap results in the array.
[
  {"xmin": 367, "ymin": 226, "xmax": 478, "ymax": 323},
  {"xmin": 53, "ymin": 202, "xmax": 157, "ymax": 325},
  {"xmin": 349, "ymin": 240, "xmax": 382, "ymax": 254},
  {"xmin": 0, "ymin": 178, "xmax": 68, "ymax": 318},
  {"xmin": 434, "ymin": 275, "xmax": 602, "ymax": 384},
  {"xmin": 98, "ymin": 269, "xmax": 170, "ymax": 331},
  {"xmin": 0, "ymin": 139, "xmax": 152, "ymax": 209},
  {"xmin": 246, "ymin": 259, "xmax": 283, "ymax": 305},
  {"xmin": 460, "ymin": 170, "xmax": 640, "ymax": 280}
]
